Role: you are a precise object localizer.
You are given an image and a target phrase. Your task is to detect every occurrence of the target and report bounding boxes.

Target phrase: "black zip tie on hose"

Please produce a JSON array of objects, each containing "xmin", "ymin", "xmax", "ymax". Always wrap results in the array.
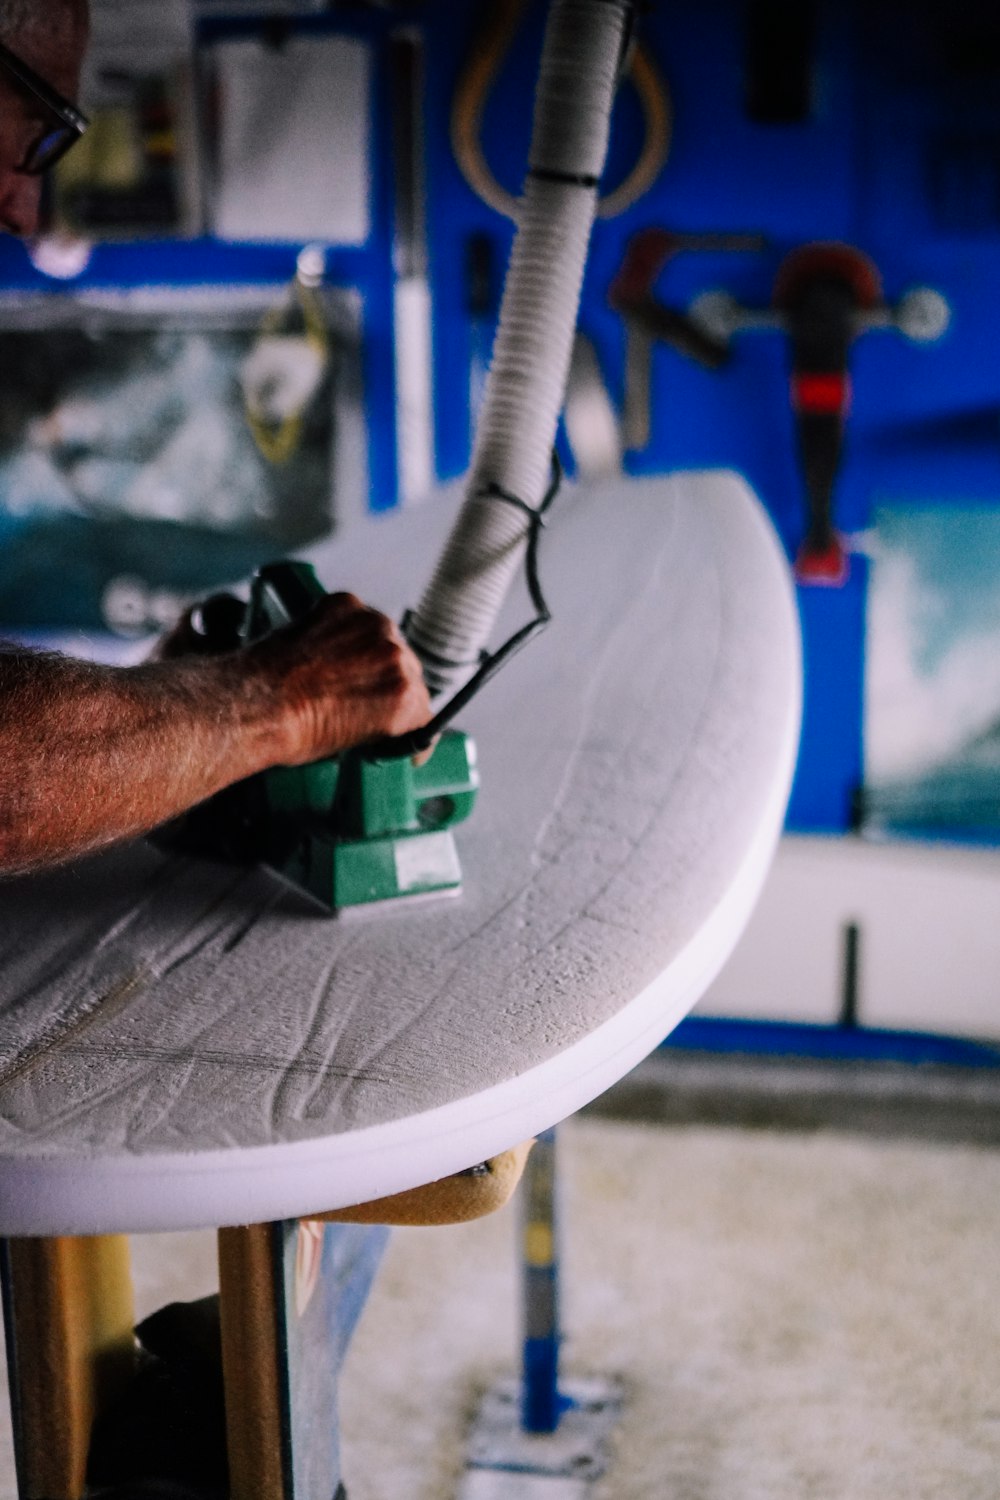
[{"xmin": 366, "ymin": 452, "xmax": 564, "ymax": 761}]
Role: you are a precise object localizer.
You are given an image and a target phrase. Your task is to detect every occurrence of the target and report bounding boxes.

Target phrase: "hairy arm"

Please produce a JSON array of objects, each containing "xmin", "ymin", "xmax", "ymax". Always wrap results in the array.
[{"xmin": 0, "ymin": 592, "xmax": 431, "ymax": 875}]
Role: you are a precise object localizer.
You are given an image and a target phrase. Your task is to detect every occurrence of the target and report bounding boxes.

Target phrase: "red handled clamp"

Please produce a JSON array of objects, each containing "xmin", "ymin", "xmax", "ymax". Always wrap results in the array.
[{"xmin": 608, "ymin": 226, "xmax": 767, "ymax": 449}]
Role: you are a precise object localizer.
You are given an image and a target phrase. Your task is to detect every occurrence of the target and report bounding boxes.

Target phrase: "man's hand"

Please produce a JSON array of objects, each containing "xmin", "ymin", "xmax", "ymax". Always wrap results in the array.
[{"xmin": 247, "ymin": 592, "xmax": 432, "ymax": 765}]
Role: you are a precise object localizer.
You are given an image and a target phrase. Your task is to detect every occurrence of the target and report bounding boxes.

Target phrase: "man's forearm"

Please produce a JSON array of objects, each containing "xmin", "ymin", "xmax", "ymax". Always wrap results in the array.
[
  {"xmin": 0, "ymin": 591, "xmax": 432, "ymax": 876},
  {"xmin": 0, "ymin": 648, "xmax": 288, "ymax": 874}
]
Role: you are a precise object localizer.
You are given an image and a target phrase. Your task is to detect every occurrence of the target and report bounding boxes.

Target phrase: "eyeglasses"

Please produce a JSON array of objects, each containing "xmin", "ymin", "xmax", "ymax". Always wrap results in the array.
[{"xmin": 0, "ymin": 38, "xmax": 89, "ymax": 174}]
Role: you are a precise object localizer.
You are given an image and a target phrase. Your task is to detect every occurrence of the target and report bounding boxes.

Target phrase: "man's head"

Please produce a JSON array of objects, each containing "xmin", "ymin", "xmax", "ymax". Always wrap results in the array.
[{"xmin": 0, "ymin": 0, "xmax": 89, "ymax": 236}]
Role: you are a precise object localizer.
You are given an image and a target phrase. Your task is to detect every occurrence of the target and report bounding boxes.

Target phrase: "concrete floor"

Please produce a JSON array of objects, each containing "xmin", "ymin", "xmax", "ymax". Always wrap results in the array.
[{"xmin": 2, "ymin": 1117, "xmax": 999, "ymax": 1499}]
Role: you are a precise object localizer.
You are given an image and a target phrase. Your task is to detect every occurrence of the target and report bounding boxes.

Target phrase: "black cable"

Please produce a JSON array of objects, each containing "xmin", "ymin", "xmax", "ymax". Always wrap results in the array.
[{"xmin": 366, "ymin": 452, "xmax": 563, "ymax": 761}]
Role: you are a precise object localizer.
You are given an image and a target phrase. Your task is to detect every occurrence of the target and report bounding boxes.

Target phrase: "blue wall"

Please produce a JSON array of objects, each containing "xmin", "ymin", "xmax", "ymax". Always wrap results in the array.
[{"xmin": 3, "ymin": 0, "xmax": 999, "ymax": 833}]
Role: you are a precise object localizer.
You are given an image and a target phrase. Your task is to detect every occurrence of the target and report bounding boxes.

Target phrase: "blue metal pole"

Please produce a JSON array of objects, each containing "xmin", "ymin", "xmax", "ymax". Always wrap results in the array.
[{"xmin": 520, "ymin": 1126, "xmax": 563, "ymax": 1432}]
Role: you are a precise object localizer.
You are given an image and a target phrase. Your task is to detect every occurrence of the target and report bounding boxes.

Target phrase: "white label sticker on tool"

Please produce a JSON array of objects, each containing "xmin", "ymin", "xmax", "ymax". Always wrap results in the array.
[{"xmin": 394, "ymin": 833, "xmax": 461, "ymax": 892}]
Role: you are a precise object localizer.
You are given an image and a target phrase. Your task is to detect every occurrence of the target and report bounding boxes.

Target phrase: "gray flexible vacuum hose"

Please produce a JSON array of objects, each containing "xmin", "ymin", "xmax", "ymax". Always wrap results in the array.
[{"xmin": 406, "ymin": 0, "xmax": 631, "ymax": 694}]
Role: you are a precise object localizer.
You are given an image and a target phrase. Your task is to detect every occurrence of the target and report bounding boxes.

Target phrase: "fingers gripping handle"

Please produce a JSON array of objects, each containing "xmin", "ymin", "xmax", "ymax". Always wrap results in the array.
[
  {"xmin": 405, "ymin": 0, "xmax": 633, "ymax": 696},
  {"xmin": 246, "ymin": 562, "xmax": 437, "ymax": 763}
]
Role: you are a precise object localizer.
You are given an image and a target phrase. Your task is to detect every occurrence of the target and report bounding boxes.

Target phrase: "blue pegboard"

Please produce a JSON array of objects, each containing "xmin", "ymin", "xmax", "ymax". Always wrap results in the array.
[{"xmin": 4, "ymin": 0, "xmax": 1000, "ymax": 834}]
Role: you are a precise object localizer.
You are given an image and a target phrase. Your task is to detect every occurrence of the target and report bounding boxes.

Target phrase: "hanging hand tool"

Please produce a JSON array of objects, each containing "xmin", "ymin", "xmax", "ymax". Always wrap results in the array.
[
  {"xmin": 450, "ymin": 0, "xmax": 670, "ymax": 223},
  {"xmin": 773, "ymin": 243, "xmax": 882, "ymax": 585},
  {"xmin": 240, "ymin": 245, "xmax": 331, "ymax": 467},
  {"xmin": 687, "ymin": 245, "xmax": 950, "ymax": 586},
  {"xmin": 608, "ymin": 226, "xmax": 767, "ymax": 451}
]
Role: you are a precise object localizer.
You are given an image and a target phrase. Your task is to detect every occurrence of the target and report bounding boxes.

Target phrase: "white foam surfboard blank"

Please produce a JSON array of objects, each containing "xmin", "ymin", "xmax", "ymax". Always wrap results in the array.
[{"xmin": 0, "ymin": 472, "xmax": 800, "ymax": 1236}]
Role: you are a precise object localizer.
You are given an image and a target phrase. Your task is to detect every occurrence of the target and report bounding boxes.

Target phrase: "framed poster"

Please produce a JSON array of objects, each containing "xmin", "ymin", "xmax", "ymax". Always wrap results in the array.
[
  {"xmin": 864, "ymin": 503, "xmax": 1000, "ymax": 842},
  {"xmin": 0, "ymin": 285, "xmax": 358, "ymax": 636}
]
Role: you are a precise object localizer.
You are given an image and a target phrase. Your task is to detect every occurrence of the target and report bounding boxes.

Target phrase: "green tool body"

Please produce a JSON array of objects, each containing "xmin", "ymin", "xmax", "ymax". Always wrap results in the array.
[
  {"xmin": 188, "ymin": 561, "xmax": 478, "ymax": 911},
  {"xmin": 264, "ymin": 732, "xmax": 477, "ymax": 909}
]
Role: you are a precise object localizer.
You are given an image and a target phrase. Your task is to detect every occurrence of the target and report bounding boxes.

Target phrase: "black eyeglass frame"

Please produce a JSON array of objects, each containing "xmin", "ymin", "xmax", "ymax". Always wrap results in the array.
[{"xmin": 0, "ymin": 37, "xmax": 89, "ymax": 174}]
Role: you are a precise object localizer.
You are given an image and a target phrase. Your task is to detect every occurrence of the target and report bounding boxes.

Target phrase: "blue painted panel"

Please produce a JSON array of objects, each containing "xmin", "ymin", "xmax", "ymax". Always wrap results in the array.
[
  {"xmin": 665, "ymin": 1015, "xmax": 1000, "ymax": 1068},
  {"xmin": 789, "ymin": 564, "xmax": 868, "ymax": 830}
]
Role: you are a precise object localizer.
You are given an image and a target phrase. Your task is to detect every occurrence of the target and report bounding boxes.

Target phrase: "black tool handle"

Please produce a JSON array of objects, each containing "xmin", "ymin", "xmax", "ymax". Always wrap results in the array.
[{"xmin": 246, "ymin": 560, "xmax": 326, "ymax": 638}]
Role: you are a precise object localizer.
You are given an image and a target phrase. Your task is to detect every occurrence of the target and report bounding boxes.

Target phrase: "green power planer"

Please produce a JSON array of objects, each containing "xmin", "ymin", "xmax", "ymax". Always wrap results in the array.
[{"xmin": 182, "ymin": 560, "xmax": 479, "ymax": 911}]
